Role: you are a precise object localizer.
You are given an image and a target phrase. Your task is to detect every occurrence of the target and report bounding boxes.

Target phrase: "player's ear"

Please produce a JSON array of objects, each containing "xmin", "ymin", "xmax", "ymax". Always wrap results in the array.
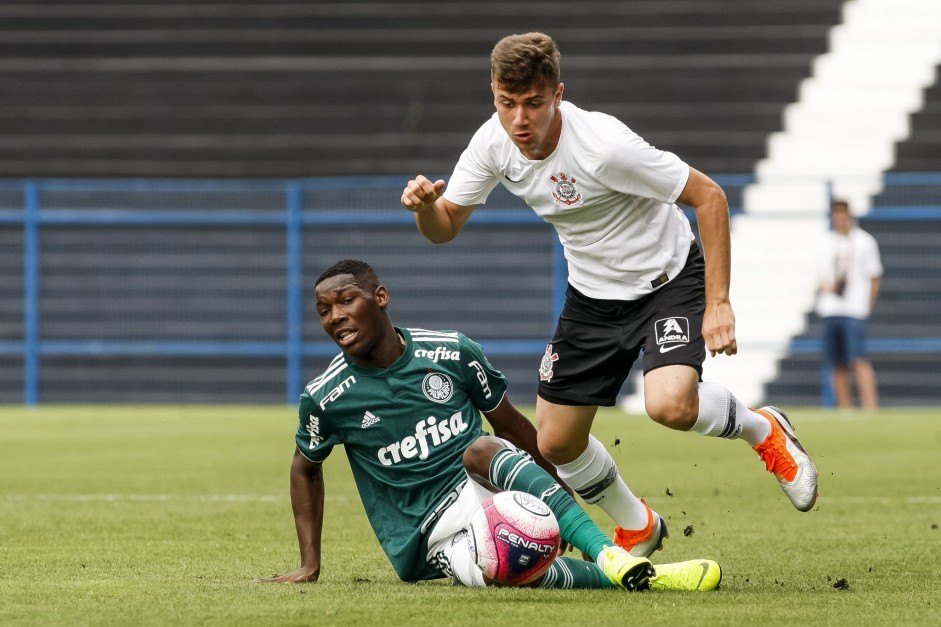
[
  {"xmin": 555, "ymin": 82, "xmax": 564, "ymax": 103},
  {"xmin": 375, "ymin": 285, "xmax": 390, "ymax": 308}
]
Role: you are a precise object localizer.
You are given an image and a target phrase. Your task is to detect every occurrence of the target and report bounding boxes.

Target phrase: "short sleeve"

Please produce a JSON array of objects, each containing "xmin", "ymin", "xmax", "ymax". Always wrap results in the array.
[
  {"xmin": 460, "ymin": 334, "xmax": 508, "ymax": 413},
  {"xmin": 863, "ymin": 233, "xmax": 883, "ymax": 278},
  {"xmin": 443, "ymin": 121, "xmax": 502, "ymax": 208},
  {"xmin": 295, "ymin": 393, "xmax": 338, "ymax": 463},
  {"xmin": 597, "ymin": 121, "xmax": 689, "ymax": 205}
]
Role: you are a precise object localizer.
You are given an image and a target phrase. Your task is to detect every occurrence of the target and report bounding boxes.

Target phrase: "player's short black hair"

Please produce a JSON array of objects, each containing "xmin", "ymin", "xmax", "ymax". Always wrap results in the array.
[{"xmin": 315, "ymin": 259, "xmax": 380, "ymax": 289}]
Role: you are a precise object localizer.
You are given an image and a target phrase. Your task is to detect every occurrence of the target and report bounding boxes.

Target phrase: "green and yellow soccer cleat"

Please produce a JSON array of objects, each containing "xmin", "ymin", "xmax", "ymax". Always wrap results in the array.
[
  {"xmin": 648, "ymin": 559, "xmax": 722, "ymax": 592},
  {"xmin": 600, "ymin": 545, "xmax": 654, "ymax": 590}
]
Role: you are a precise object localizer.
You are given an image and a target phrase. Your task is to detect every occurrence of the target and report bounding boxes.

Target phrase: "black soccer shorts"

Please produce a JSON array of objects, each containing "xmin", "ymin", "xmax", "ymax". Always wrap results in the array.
[{"xmin": 537, "ymin": 241, "xmax": 707, "ymax": 407}]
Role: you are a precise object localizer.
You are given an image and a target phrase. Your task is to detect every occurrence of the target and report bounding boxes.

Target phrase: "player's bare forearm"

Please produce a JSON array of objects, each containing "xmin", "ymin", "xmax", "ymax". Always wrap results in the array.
[
  {"xmin": 415, "ymin": 199, "xmax": 461, "ymax": 243},
  {"xmin": 291, "ymin": 451, "xmax": 325, "ymax": 577},
  {"xmin": 681, "ymin": 168, "xmax": 737, "ymax": 356},
  {"xmin": 698, "ymin": 211, "xmax": 732, "ymax": 314},
  {"xmin": 683, "ymin": 171, "xmax": 730, "ymax": 299},
  {"xmin": 260, "ymin": 448, "xmax": 324, "ymax": 583}
]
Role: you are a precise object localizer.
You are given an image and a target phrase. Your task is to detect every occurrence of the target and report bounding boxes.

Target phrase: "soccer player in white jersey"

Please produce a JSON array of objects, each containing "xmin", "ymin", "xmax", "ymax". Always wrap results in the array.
[
  {"xmin": 260, "ymin": 259, "xmax": 720, "ymax": 591},
  {"xmin": 400, "ymin": 32, "xmax": 819, "ymax": 556}
]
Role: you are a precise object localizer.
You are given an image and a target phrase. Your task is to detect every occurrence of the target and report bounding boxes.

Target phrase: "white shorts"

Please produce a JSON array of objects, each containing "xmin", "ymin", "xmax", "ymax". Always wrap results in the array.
[
  {"xmin": 425, "ymin": 438, "xmax": 526, "ymax": 587},
  {"xmin": 425, "ymin": 477, "xmax": 496, "ymax": 587}
]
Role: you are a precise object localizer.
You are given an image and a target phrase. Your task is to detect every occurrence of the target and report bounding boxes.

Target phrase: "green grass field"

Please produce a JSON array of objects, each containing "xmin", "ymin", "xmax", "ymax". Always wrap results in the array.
[{"xmin": 2, "ymin": 405, "xmax": 940, "ymax": 626}]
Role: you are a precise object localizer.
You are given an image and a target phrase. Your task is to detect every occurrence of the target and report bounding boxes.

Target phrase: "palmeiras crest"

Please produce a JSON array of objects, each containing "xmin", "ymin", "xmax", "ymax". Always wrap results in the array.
[{"xmin": 422, "ymin": 372, "xmax": 454, "ymax": 403}]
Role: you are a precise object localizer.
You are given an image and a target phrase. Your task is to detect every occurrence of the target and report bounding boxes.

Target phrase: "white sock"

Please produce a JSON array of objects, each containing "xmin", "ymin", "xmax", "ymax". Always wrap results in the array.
[
  {"xmin": 555, "ymin": 434, "xmax": 649, "ymax": 530},
  {"xmin": 691, "ymin": 381, "xmax": 772, "ymax": 446}
]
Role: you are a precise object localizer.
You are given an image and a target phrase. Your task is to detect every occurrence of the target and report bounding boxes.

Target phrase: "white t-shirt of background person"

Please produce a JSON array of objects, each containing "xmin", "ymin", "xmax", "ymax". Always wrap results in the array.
[
  {"xmin": 443, "ymin": 101, "xmax": 693, "ymax": 301},
  {"xmin": 816, "ymin": 226, "xmax": 883, "ymax": 320}
]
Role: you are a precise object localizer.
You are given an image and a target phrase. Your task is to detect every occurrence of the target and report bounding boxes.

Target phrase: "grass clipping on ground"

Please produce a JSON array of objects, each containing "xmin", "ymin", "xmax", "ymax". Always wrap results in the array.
[{"xmin": 1, "ymin": 405, "xmax": 940, "ymax": 626}]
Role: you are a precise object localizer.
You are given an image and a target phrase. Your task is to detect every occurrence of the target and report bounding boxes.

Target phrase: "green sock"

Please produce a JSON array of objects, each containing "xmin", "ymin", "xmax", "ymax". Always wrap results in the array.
[
  {"xmin": 489, "ymin": 449, "xmax": 612, "ymax": 560},
  {"xmin": 536, "ymin": 556, "xmax": 615, "ymax": 589}
]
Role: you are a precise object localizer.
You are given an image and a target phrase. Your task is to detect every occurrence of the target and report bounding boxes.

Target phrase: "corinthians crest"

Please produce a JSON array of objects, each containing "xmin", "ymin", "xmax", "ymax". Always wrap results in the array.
[
  {"xmin": 539, "ymin": 344, "xmax": 559, "ymax": 382},
  {"xmin": 549, "ymin": 173, "xmax": 582, "ymax": 207}
]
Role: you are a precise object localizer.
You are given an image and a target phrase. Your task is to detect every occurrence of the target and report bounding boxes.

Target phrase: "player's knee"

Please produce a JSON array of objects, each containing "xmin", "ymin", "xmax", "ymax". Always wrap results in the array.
[
  {"xmin": 536, "ymin": 433, "xmax": 580, "ymax": 465},
  {"xmin": 462, "ymin": 436, "xmax": 502, "ymax": 476},
  {"xmin": 645, "ymin": 393, "xmax": 697, "ymax": 430}
]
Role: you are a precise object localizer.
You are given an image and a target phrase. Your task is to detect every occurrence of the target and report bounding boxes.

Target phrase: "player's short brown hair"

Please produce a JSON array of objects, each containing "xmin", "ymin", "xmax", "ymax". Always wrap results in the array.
[{"xmin": 491, "ymin": 32, "xmax": 561, "ymax": 93}]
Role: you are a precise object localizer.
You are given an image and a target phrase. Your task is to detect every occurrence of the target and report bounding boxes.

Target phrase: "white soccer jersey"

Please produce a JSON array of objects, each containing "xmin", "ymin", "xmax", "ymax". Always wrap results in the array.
[
  {"xmin": 444, "ymin": 100, "xmax": 694, "ymax": 300},
  {"xmin": 816, "ymin": 226, "xmax": 883, "ymax": 320}
]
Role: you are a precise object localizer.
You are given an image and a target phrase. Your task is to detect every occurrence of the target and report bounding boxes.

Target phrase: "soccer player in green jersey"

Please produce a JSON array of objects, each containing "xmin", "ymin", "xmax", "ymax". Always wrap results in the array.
[{"xmin": 261, "ymin": 259, "xmax": 720, "ymax": 591}]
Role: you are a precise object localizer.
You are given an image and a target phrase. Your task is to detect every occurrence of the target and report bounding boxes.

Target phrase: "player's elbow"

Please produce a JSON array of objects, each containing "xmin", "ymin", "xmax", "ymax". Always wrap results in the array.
[
  {"xmin": 419, "ymin": 225, "xmax": 460, "ymax": 245},
  {"xmin": 706, "ymin": 179, "xmax": 728, "ymax": 209},
  {"xmin": 426, "ymin": 232, "xmax": 458, "ymax": 245},
  {"xmin": 712, "ymin": 184, "xmax": 728, "ymax": 209},
  {"xmin": 683, "ymin": 171, "xmax": 728, "ymax": 215},
  {"xmin": 693, "ymin": 179, "xmax": 726, "ymax": 213}
]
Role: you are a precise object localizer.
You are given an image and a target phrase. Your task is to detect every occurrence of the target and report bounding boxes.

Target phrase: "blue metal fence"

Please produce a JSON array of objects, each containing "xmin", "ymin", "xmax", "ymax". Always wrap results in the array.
[
  {"xmin": 2, "ymin": 172, "xmax": 938, "ymax": 406},
  {"xmin": 0, "ymin": 177, "xmax": 566, "ymax": 405}
]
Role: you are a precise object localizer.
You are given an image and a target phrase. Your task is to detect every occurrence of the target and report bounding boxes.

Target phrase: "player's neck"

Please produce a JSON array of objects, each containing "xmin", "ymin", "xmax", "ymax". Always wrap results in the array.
[{"xmin": 351, "ymin": 327, "xmax": 406, "ymax": 369}]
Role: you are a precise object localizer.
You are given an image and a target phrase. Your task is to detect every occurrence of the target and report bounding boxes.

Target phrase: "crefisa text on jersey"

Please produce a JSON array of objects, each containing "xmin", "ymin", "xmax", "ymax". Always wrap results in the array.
[
  {"xmin": 377, "ymin": 411, "xmax": 469, "ymax": 465},
  {"xmin": 414, "ymin": 346, "xmax": 460, "ymax": 362},
  {"xmin": 306, "ymin": 414, "xmax": 322, "ymax": 450}
]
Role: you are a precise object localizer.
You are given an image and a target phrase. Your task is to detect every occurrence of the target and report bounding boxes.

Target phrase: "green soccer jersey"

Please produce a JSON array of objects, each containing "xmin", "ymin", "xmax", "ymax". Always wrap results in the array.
[{"xmin": 295, "ymin": 327, "xmax": 508, "ymax": 582}]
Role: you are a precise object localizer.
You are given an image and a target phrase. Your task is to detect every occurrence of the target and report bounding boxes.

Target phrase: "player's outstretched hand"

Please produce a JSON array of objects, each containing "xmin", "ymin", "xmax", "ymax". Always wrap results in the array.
[
  {"xmin": 401, "ymin": 175, "xmax": 446, "ymax": 214},
  {"xmin": 256, "ymin": 567, "xmax": 319, "ymax": 583}
]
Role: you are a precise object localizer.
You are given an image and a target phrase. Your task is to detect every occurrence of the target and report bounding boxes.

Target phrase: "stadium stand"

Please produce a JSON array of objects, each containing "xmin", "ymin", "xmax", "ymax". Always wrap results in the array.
[
  {"xmin": 756, "ymin": 0, "xmax": 941, "ymax": 408},
  {"xmin": 768, "ymin": 57, "xmax": 941, "ymax": 406},
  {"xmin": 2, "ymin": 0, "xmax": 939, "ymax": 407},
  {"xmin": 766, "ymin": 214, "xmax": 941, "ymax": 407},
  {"xmin": 0, "ymin": 0, "xmax": 844, "ymax": 178},
  {"xmin": 892, "ymin": 65, "xmax": 941, "ymax": 172}
]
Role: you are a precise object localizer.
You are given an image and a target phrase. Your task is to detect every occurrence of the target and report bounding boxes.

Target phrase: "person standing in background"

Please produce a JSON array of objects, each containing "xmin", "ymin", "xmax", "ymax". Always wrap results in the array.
[{"xmin": 817, "ymin": 200, "xmax": 883, "ymax": 409}]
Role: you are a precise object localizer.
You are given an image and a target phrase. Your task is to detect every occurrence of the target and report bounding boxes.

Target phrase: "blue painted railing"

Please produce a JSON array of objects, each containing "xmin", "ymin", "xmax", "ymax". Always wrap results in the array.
[
  {"xmin": 3, "ymin": 172, "xmax": 939, "ymax": 405},
  {"xmin": 0, "ymin": 177, "xmax": 562, "ymax": 405}
]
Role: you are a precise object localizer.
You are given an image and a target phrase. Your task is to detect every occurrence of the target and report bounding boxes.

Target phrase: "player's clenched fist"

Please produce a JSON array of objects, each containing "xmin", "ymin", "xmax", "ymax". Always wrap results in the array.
[{"xmin": 401, "ymin": 175, "xmax": 446, "ymax": 214}]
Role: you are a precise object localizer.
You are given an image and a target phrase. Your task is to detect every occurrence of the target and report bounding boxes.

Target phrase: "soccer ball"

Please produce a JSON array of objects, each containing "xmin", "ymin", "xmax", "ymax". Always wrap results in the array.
[{"xmin": 469, "ymin": 490, "xmax": 561, "ymax": 586}]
